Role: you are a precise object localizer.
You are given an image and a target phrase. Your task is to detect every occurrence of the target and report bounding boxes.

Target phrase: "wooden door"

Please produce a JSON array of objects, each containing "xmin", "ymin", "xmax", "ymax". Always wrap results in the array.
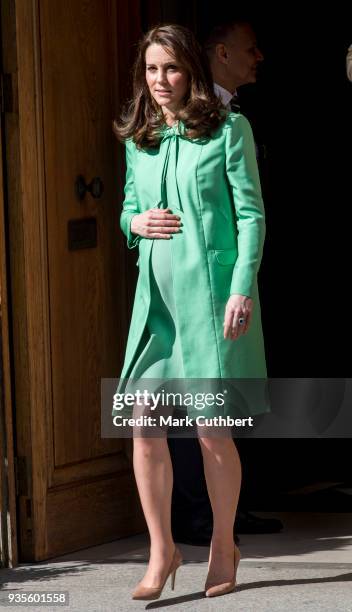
[{"xmin": 6, "ymin": 0, "xmax": 144, "ymax": 561}]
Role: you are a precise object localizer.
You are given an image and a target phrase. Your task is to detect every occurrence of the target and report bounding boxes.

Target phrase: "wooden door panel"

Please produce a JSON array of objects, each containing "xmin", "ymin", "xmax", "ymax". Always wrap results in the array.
[
  {"xmin": 46, "ymin": 473, "xmax": 142, "ymax": 558},
  {"xmin": 40, "ymin": 0, "xmax": 121, "ymax": 466}
]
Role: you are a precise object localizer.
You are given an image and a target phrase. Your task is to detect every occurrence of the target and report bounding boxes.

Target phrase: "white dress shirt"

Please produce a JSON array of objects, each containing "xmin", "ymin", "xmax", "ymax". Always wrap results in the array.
[{"xmin": 213, "ymin": 82, "xmax": 237, "ymax": 110}]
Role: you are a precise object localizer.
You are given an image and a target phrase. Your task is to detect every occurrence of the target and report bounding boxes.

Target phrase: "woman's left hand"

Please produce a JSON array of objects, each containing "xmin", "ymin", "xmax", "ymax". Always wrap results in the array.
[{"xmin": 223, "ymin": 294, "xmax": 253, "ymax": 340}]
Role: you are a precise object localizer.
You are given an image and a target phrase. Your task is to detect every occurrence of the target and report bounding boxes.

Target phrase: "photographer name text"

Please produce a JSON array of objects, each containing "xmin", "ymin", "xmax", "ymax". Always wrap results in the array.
[{"xmin": 112, "ymin": 415, "xmax": 254, "ymax": 427}]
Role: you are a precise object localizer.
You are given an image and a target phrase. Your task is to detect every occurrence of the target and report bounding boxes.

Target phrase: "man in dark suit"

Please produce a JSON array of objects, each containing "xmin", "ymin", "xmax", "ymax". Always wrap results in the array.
[{"xmin": 168, "ymin": 17, "xmax": 282, "ymax": 545}]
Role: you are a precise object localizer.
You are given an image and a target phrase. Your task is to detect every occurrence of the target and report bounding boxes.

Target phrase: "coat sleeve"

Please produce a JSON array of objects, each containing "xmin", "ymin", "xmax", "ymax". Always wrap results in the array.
[
  {"xmin": 225, "ymin": 114, "xmax": 266, "ymax": 298},
  {"xmin": 120, "ymin": 139, "xmax": 141, "ymax": 249}
]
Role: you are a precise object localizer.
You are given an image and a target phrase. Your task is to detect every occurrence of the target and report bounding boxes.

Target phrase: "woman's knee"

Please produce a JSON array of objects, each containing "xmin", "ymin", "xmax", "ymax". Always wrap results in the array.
[
  {"xmin": 198, "ymin": 433, "xmax": 234, "ymax": 454},
  {"xmin": 133, "ymin": 436, "xmax": 168, "ymax": 460}
]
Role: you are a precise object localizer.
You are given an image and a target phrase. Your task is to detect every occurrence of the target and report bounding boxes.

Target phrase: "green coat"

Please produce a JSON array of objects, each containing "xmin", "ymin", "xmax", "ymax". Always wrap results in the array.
[{"xmin": 119, "ymin": 112, "xmax": 267, "ymax": 381}]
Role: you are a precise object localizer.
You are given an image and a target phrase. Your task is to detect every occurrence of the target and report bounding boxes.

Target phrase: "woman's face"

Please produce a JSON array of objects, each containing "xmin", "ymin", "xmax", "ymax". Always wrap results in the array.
[{"xmin": 145, "ymin": 43, "xmax": 189, "ymax": 114}]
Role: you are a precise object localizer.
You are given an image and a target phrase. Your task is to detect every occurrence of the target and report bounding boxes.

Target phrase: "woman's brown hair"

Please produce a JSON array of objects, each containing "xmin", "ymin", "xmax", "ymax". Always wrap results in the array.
[{"xmin": 112, "ymin": 24, "xmax": 226, "ymax": 149}]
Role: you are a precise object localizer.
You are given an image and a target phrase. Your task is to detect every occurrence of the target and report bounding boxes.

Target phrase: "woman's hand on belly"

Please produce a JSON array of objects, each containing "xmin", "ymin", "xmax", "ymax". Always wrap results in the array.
[
  {"xmin": 223, "ymin": 294, "xmax": 253, "ymax": 340},
  {"xmin": 131, "ymin": 207, "xmax": 181, "ymax": 240}
]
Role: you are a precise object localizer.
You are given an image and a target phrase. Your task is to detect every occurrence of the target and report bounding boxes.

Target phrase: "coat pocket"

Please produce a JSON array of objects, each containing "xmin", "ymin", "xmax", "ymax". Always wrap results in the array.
[
  {"xmin": 214, "ymin": 249, "xmax": 237, "ymax": 265},
  {"xmin": 208, "ymin": 248, "xmax": 238, "ymax": 303}
]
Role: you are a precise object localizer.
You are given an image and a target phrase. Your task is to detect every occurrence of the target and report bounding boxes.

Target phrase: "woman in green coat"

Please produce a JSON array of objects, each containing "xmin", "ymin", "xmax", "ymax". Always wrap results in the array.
[{"xmin": 113, "ymin": 24, "xmax": 267, "ymax": 600}]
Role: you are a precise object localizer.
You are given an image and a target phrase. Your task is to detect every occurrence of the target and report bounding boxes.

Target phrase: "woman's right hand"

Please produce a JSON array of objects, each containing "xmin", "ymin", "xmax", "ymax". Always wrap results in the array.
[{"xmin": 130, "ymin": 207, "xmax": 181, "ymax": 239}]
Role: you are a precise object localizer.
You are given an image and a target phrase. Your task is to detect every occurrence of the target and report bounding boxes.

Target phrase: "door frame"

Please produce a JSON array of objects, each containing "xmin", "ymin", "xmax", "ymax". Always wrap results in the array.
[{"xmin": 0, "ymin": 3, "xmax": 17, "ymax": 564}]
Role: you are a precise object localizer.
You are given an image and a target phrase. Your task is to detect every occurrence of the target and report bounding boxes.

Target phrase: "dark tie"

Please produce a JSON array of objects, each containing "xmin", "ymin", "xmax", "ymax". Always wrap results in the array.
[{"xmin": 230, "ymin": 94, "xmax": 241, "ymax": 113}]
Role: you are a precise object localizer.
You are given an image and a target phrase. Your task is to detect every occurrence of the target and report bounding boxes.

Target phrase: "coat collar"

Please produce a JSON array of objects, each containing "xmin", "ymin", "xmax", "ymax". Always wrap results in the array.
[{"xmin": 159, "ymin": 121, "xmax": 207, "ymax": 145}]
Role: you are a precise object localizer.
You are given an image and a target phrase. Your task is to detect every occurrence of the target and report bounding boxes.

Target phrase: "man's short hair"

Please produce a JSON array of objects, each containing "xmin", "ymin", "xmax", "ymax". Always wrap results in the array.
[{"xmin": 202, "ymin": 17, "xmax": 251, "ymax": 55}]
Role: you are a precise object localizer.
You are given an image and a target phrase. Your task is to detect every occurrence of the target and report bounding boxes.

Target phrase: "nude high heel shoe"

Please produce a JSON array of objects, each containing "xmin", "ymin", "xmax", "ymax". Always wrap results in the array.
[
  {"xmin": 132, "ymin": 546, "xmax": 183, "ymax": 601},
  {"xmin": 204, "ymin": 543, "xmax": 241, "ymax": 598}
]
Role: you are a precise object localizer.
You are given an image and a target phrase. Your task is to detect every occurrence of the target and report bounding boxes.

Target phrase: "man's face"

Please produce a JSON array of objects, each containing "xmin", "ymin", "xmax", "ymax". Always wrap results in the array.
[{"xmin": 223, "ymin": 23, "xmax": 264, "ymax": 87}]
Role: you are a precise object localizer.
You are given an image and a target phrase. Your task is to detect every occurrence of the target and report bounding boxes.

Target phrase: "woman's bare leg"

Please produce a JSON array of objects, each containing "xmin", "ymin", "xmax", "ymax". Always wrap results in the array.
[
  {"xmin": 132, "ymin": 434, "xmax": 176, "ymax": 587},
  {"xmin": 198, "ymin": 429, "xmax": 242, "ymax": 583}
]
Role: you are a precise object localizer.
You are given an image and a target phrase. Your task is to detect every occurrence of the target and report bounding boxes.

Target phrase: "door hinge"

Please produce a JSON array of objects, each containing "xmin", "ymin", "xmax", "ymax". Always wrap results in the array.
[
  {"xmin": 14, "ymin": 456, "xmax": 31, "ymax": 497},
  {"xmin": 0, "ymin": 73, "xmax": 14, "ymax": 114}
]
